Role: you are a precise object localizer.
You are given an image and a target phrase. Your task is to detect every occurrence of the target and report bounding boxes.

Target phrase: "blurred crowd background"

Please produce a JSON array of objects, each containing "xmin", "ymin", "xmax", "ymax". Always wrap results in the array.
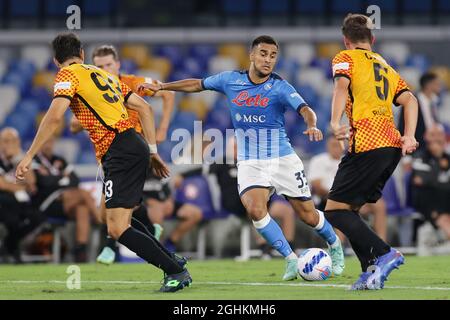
[{"xmin": 1, "ymin": 0, "xmax": 450, "ymax": 263}]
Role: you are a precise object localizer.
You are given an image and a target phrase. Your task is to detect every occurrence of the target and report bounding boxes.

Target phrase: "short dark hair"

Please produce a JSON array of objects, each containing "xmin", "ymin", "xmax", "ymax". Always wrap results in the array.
[
  {"xmin": 342, "ymin": 14, "xmax": 373, "ymax": 43},
  {"xmin": 92, "ymin": 45, "xmax": 119, "ymax": 61},
  {"xmin": 52, "ymin": 32, "xmax": 82, "ymax": 64},
  {"xmin": 419, "ymin": 72, "xmax": 438, "ymax": 89},
  {"xmin": 251, "ymin": 35, "xmax": 279, "ymax": 49}
]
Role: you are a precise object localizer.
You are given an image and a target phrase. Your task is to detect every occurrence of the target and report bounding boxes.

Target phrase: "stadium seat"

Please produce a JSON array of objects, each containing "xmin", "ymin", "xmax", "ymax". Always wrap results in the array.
[
  {"xmin": 406, "ymin": 54, "xmax": 431, "ymax": 73},
  {"xmin": 118, "ymin": 59, "xmax": 138, "ymax": 75},
  {"xmin": 153, "ymin": 45, "xmax": 185, "ymax": 68},
  {"xmin": 188, "ymin": 44, "xmax": 217, "ymax": 62},
  {"xmin": 295, "ymin": 84, "xmax": 318, "ymax": 108},
  {"xmin": 379, "ymin": 42, "xmax": 410, "ymax": 65},
  {"xmin": 32, "ymin": 71, "xmax": 55, "ymax": 93},
  {"xmin": 398, "ymin": 66, "xmax": 422, "ymax": 91},
  {"xmin": 208, "ymin": 56, "xmax": 238, "ymax": 75},
  {"xmin": 142, "ymin": 56, "xmax": 172, "ymax": 80},
  {"xmin": 120, "ymin": 44, "xmax": 151, "ymax": 68},
  {"xmin": 21, "ymin": 45, "xmax": 51, "ymax": 71},
  {"xmin": 316, "ymin": 43, "xmax": 343, "ymax": 61},
  {"xmin": 310, "ymin": 57, "xmax": 333, "ymax": 79},
  {"xmin": 169, "ymin": 110, "xmax": 198, "ymax": 133},
  {"xmin": 175, "ymin": 175, "xmax": 216, "ymax": 259},
  {"xmin": 295, "ymin": 67, "xmax": 326, "ymax": 93},
  {"xmin": 195, "ymin": 90, "xmax": 221, "ymax": 108},
  {"xmin": 284, "ymin": 43, "xmax": 315, "ymax": 66},
  {"xmin": 179, "ymin": 57, "xmax": 205, "ymax": 78},
  {"xmin": 205, "ymin": 105, "xmax": 233, "ymax": 133},
  {"xmin": 178, "ymin": 97, "xmax": 209, "ymax": 120},
  {"xmin": 382, "ymin": 177, "xmax": 414, "ymax": 216},
  {"xmin": 136, "ymin": 69, "xmax": 163, "ymax": 84},
  {"xmin": 0, "ymin": 85, "xmax": 19, "ymax": 125},
  {"xmin": 54, "ymin": 138, "xmax": 80, "ymax": 164},
  {"xmin": 218, "ymin": 44, "xmax": 248, "ymax": 69},
  {"xmin": 0, "ymin": 60, "xmax": 7, "ymax": 80}
]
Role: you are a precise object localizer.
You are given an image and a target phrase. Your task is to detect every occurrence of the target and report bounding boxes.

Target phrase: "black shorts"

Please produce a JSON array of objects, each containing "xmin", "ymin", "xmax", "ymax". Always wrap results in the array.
[
  {"xmin": 328, "ymin": 147, "xmax": 402, "ymax": 208},
  {"xmin": 101, "ymin": 129, "xmax": 149, "ymax": 209}
]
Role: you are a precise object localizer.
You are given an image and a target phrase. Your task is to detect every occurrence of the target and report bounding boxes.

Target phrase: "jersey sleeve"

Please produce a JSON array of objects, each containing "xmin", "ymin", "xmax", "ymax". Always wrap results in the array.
[
  {"xmin": 279, "ymin": 80, "xmax": 307, "ymax": 113},
  {"xmin": 119, "ymin": 79, "xmax": 133, "ymax": 102},
  {"xmin": 393, "ymin": 77, "xmax": 410, "ymax": 106},
  {"xmin": 53, "ymin": 68, "xmax": 79, "ymax": 100},
  {"xmin": 201, "ymin": 71, "xmax": 232, "ymax": 94},
  {"xmin": 332, "ymin": 52, "xmax": 353, "ymax": 81}
]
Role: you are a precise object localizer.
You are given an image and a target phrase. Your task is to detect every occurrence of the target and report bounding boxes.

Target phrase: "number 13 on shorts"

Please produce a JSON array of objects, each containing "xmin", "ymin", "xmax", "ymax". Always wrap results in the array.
[{"xmin": 104, "ymin": 180, "xmax": 113, "ymax": 200}]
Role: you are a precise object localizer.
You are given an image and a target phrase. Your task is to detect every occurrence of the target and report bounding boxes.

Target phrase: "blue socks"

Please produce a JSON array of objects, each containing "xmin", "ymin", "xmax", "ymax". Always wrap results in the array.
[
  {"xmin": 314, "ymin": 210, "xmax": 338, "ymax": 246},
  {"xmin": 253, "ymin": 214, "xmax": 294, "ymax": 258}
]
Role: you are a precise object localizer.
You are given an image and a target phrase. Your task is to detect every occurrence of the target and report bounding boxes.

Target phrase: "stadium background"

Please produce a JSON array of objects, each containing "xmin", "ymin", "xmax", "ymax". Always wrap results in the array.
[{"xmin": 0, "ymin": 0, "xmax": 450, "ymax": 262}]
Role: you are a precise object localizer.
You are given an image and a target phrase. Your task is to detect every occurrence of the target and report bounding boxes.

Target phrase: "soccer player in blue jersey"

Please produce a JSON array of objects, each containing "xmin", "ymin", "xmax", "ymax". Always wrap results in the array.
[{"xmin": 141, "ymin": 35, "xmax": 345, "ymax": 280}]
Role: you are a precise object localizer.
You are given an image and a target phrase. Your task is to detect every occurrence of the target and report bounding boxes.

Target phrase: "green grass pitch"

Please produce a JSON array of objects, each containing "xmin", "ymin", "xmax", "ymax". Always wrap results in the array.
[{"xmin": 0, "ymin": 256, "xmax": 449, "ymax": 299}]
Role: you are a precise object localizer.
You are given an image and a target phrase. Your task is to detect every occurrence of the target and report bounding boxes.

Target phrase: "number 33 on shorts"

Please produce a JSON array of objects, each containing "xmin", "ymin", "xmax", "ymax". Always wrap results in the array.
[{"xmin": 105, "ymin": 180, "xmax": 114, "ymax": 200}]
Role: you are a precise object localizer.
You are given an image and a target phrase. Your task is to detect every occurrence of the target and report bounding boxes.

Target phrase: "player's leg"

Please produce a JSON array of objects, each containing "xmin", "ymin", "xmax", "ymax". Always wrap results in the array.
[
  {"xmin": 96, "ymin": 193, "xmax": 117, "ymax": 265},
  {"xmin": 287, "ymin": 197, "xmax": 345, "ymax": 276},
  {"xmin": 267, "ymin": 200, "xmax": 296, "ymax": 252},
  {"xmin": 360, "ymin": 199, "xmax": 387, "ymax": 242},
  {"xmin": 241, "ymin": 188, "xmax": 298, "ymax": 280},
  {"xmin": 271, "ymin": 154, "xmax": 345, "ymax": 276},
  {"xmin": 103, "ymin": 129, "xmax": 191, "ymax": 292},
  {"xmin": 107, "ymin": 207, "xmax": 183, "ymax": 274},
  {"xmin": 324, "ymin": 148, "xmax": 403, "ymax": 289}
]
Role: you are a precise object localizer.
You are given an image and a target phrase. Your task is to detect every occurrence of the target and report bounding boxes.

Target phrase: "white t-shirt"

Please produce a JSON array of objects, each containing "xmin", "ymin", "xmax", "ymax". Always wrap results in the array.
[{"xmin": 308, "ymin": 153, "xmax": 341, "ymax": 191}]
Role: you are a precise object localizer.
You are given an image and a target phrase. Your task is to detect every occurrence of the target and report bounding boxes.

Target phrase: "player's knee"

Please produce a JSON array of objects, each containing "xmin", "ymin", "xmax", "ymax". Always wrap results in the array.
[
  {"xmin": 246, "ymin": 204, "xmax": 267, "ymax": 221},
  {"xmin": 107, "ymin": 224, "xmax": 126, "ymax": 240}
]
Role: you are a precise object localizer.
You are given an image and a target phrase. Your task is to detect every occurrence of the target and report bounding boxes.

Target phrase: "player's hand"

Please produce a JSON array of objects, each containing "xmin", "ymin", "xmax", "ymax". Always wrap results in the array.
[
  {"xmin": 15, "ymin": 154, "xmax": 32, "ymax": 182},
  {"xmin": 156, "ymin": 127, "xmax": 168, "ymax": 144},
  {"xmin": 331, "ymin": 124, "xmax": 350, "ymax": 141},
  {"xmin": 138, "ymin": 82, "xmax": 162, "ymax": 95},
  {"xmin": 303, "ymin": 126, "xmax": 323, "ymax": 142},
  {"xmin": 400, "ymin": 135, "xmax": 419, "ymax": 156},
  {"xmin": 150, "ymin": 153, "xmax": 170, "ymax": 178}
]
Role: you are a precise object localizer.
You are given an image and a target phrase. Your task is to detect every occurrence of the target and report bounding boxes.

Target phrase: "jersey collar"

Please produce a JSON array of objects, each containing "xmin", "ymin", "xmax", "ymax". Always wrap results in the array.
[{"xmin": 246, "ymin": 70, "xmax": 271, "ymax": 86}]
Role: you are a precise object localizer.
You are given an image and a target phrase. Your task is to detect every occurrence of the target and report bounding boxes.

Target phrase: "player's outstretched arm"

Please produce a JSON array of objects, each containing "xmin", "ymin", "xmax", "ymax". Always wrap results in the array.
[
  {"xmin": 16, "ymin": 98, "xmax": 70, "ymax": 181},
  {"xmin": 396, "ymin": 91, "xmax": 419, "ymax": 155},
  {"xmin": 126, "ymin": 92, "xmax": 170, "ymax": 178},
  {"xmin": 299, "ymin": 105, "xmax": 323, "ymax": 142},
  {"xmin": 138, "ymin": 79, "xmax": 203, "ymax": 94}
]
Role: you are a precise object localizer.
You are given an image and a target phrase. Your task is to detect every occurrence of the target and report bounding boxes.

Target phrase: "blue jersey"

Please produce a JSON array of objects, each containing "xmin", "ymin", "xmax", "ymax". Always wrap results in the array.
[{"xmin": 202, "ymin": 70, "xmax": 307, "ymax": 161}]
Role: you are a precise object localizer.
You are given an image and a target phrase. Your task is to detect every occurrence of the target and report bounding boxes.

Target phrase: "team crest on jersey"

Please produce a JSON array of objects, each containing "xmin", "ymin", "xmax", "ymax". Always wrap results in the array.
[{"xmin": 264, "ymin": 83, "xmax": 272, "ymax": 90}]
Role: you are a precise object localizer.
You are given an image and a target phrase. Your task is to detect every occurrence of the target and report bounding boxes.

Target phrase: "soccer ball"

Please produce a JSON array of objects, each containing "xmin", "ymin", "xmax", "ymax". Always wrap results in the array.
[{"xmin": 297, "ymin": 248, "xmax": 332, "ymax": 281}]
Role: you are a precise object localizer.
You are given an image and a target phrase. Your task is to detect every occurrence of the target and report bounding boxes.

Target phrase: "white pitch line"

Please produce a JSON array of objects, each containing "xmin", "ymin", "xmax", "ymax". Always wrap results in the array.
[{"xmin": 1, "ymin": 280, "xmax": 450, "ymax": 291}]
